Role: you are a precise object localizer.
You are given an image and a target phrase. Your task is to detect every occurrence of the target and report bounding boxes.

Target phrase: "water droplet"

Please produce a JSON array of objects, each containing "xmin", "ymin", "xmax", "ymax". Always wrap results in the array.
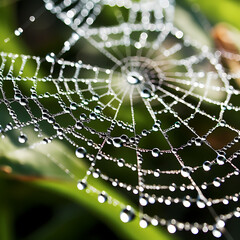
[
  {"xmin": 139, "ymin": 218, "xmax": 149, "ymax": 228},
  {"xmin": 120, "ymin": 206, "xmax": 135, "ymax": 223},
  {"xmin": 212, "ymin": 229, "xmax": 222, "ymax": 238},
  {"xmin": 45, "ymin": 52, "xmax": 56, "ymax": 63},
  {"xmin": 191, "ymin": 226, "xmax": 199, "ymax": 234},
  {"xmin": 126, "ymin": 71, "xmax": 143, "ymax": 85},
  {"xmin": 92, "ymin": 94, "xmax": 99, "ymax": 101},
  {"xmin": 196, "ymin": 197, "xmax": 206, "ymax": 208},
  {"xmin": 80, "ymin": 113, "xmax": 87, "ymax": 121},
  {"xmin": 75, "ymin": 147, "xmax": 87, "ymax": 158},
  {"xmin": 117, "ymin": 158, "xmax": 125, "ymax": 167},
  {"xmin": 213, "ymin": 177, "xmax": 221, "ymax": 187},
  {"xmin": 216, "ymin": 154, "xmax": 226, "ymax": 165},
  {"xmin": 174, "ymin": 121, "xmax": 181, "ymax": 128},
  {"xmin": 154, "ymin": 169, "xmax": 160, "ymax": 177},
  {"xmin": 75, "ymin": 121, "xmax": 83, "ymax": 129},
  {"xmin": 18, "ymin": 134, "xmax": 27, "ymax": 143},
  {"xmin": 151, "ymin": 218, "xmax": 158, "ymax": 226},
  {"xmin": 194, "ymin": 137, "xmax": 202, "ymax": 146},
  {"xmin": 216, "ymin": 219, "xmax": 225, "ymax": 228},
  {"xmin": 92, "ymin": 169, "xmax": 101, "ymax": 178},
  {"xmin": 14, "ymin": 27, "xmax": 23, "ymax": 36},
  {"xmin": 70, "ymin": 102, "xmax": 78, "ymax": 110},
  {"xmin": 77, "ymin": 180, "xmax": 87, "ymax": 190},
  {"xmin": 94, "ymin": 106, "xmax": 102, "ymax": 113},
  {"xmin": 203, "ymin": 161, "xmax": 211, "ymax": 171},
  {"xmin": 98, "ymin": 192, "xmax": 108, "ymax": 203},
  {"xmin": 182, "ymin": 196, "xmax": 191, "ymax": 208},
  {"xmin": 113, "ymin": 137, "xmax": 123, "ymax": 148},
  {"xmin": 181, "ymin": 166, "xmax": 192, "ymax": 178},
  {"xmin": 139, "ymin": 196, "xmax": 148, "ymax": 206},
  {"xmin": 89, "ymin": 112, "xmax": 97, "ymax": 120},
  {"xmin": 141, "ymin": 88, "xmax": 151, "ymax": 99},
  {"xmin": 151, "ymin": 148, "xmax": 160, "ymax": 157},
  {"xmin": 167, "ymin": 224, "xmax": 176, "ymax": 234}
]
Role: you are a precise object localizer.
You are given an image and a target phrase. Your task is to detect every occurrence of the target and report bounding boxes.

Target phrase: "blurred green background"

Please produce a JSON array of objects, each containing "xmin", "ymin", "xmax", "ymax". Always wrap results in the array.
[{"xmin": 0, "ymin": 0, "xmax": 240, "ymax": 240}]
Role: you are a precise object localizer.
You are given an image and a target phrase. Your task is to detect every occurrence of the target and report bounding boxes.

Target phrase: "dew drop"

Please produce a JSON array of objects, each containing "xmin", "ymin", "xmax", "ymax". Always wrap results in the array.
[
  {"xmin": 196, "ymin": 197, "xmax": 206, "ymax": 208},
  {"xmin": 98, "ymin": 192, "xmax": 108, "ymax": 203},
  {"xmin": 141, "ymin": 88, "xmax": 151, "ymax": 99},
  {"xmin": 92, "ymin": 94, "xmax": 99, "ymax": 101},
  {"xmin": 216, "ymin": 154, "xmax": 226, "ymax": 165},
  {"xmin": 70, "ymin": 102, "xmax": 78, "ymax": 110},
  {"xmin": 203, "ymin": 161, "xmax": 211, "ymax": 171},
  {"xmin": 212, "ymin": 229, "xmax": 222, "ymax": 238},
  {"xmin": 45, "ymin": 52, "xmax": 56, "ymax": 63},
  {"xmin": 92, "ymin": 169, "xmax": 101, "ymax": 178},
  {"xmin": 94, "ymin": 105, "xmax": 102, "ymax": 113},
  {"xmin": 18, "ymin": 134, "xmax": 28, "ymax": 144},
  {"xmin": 167, "ymin": 224, "xmax": 176, "ymax": 234},
  {"xmin": 126, "ymin": 71, "xmax": 143, "ymax": 85},
  {"xmin": 181, "ymin": 166, "xmax": 192, "ymax": 178},
  {"xmin": 174, "ymin": 121, "xmax": 181, "ymax": 128},
  {"xmin": 213, "ymin": 177, "xmax": 221, "ymax": 187},
  {"xmin": 194, "ymin": 137, "xmax": 202, "ymax": 146},
  {"xmin": 182, "ymin": 196, "xmax": 191, "ymax": 208},
  {"xmin": 154, "ymin": 169, "xmax": 160, "ymax": 177},
  {"xmin": 120, "ymin": 206, "xmax": 135, "ymax": 223},
  {"xmin": 75, "ymin": 147, "xmax": 87, "ymax": 158},
  {"xmin": 139, "ymin": 196, "xmax": 148, "ymax": 206},
  {"xmin": 151, "ymin": 148, "xmax": 160, "ymax": 157},
  {"xmin": 113, "ymin": 137, "xmax": 123, "ymax": 148},
  {"xmin": 139, "ymin": 218, "xmax": 149, "ymax": 228},
  {"xmin": 117, "ymin": 158, "xmax": 125, "ymax": 167},
  {"xmin": 77, "ymin": 180, "xmax": 87, "ymax": 190}
]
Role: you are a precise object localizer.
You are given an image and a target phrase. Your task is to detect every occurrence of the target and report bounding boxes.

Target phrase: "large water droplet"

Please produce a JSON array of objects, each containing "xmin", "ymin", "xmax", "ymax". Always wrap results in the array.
[
  {"xmin": 151, "ymin": 148, "xmax": 160, "ymax": 157},
  {"xmin": 120, "ymin": 206, "xmax": 135, "ymax": 223},
  {"xmin": 75, "ymin": 147, "xmax": 87, "ymax": 158},
  {"xmin": 18, "ymin": 134, "xmax": 28, "ymax": 144},
  {"xmin": 126, "ymin": 71, "xmax": 143, "ymax": 85}
]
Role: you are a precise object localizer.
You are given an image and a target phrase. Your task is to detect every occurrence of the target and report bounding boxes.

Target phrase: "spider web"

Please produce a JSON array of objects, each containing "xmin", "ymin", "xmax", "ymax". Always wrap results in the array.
[{"xmin": 1, "ymin": 0, "xmax": 240, "ymax": 239}]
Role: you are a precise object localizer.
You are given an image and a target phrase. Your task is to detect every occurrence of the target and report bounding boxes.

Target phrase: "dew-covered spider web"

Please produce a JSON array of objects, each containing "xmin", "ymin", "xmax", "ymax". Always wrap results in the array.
[{"xmin": 1, "ymin": 0, "xmax": 240, "ymax": 239}]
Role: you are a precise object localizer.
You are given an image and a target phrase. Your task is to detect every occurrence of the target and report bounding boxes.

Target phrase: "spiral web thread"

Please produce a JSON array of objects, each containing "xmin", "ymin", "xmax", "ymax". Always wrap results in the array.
[{"xmin": 1, "ymin": 0, "xmax": 240, "ymax": 239}]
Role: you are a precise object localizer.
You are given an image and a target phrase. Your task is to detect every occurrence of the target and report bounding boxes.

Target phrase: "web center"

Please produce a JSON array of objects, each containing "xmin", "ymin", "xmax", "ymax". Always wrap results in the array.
[{"xmin": 126, "ymin": 71, "xmax": 143, "ymax": 85}]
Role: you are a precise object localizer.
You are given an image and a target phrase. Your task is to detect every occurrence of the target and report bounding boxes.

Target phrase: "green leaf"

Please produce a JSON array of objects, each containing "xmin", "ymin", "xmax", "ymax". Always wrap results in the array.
[{"xmin": 180, "ymin": 0, "xmax": 240, "ymax": 30}]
